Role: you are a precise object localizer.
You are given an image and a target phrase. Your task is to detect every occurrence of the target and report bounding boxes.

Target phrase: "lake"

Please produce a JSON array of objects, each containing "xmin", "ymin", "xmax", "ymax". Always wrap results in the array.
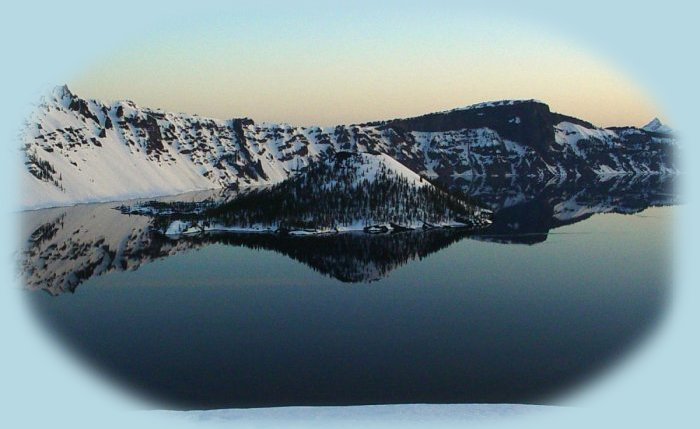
[{"xmin": 20, "ymin": 175, "xmax": 676, "ymax": 409}]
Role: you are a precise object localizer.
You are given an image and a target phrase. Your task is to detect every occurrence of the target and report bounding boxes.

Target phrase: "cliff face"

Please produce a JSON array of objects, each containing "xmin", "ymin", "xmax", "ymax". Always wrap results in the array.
[
  {"xmin": 20, "ymin": 86, "xmax": 677, "ymax": 209},
  {"xmin": 380, "ymin": 99, "xmax": 557, "ymax": 157}
]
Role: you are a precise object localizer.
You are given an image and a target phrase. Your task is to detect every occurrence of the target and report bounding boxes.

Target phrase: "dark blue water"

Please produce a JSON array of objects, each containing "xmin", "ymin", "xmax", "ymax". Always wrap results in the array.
[{"xmin": 23, "ymin": 199, "xmax": 673, "ymax": 409}]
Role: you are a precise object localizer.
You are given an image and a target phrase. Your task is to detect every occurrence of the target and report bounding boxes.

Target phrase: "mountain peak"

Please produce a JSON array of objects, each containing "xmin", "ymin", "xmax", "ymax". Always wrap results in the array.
[
  {"xmin": 46, "ymin": 84, "xmax": 77, "ymax": 110},
  {"xmin": 642, "ymin": 117, "xmax": 672, "ymax": 133},
  {"xmin": 51, "ymin": 84, "xmax": 74, "ymax": 99}
]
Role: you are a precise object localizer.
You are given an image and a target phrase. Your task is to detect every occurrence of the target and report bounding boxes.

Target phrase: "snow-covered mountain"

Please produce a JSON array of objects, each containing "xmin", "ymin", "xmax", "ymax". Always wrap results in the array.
[
  {"xmin": 177, "ymin": 151, "xmax": 486, "ymax": 232},
  {"xmin": 21, "ymin": 85, "xmax": 677, "ymax": 209},
  {"xmin": 642, "ymin": 117, "xmax": 673, "ymax": 134}
]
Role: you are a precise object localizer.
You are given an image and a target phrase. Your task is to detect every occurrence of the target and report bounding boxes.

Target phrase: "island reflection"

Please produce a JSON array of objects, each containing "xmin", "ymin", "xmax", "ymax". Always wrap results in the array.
[{"xmin": 21, "ymin": 174, "xmax": 677, "ymax": 295}]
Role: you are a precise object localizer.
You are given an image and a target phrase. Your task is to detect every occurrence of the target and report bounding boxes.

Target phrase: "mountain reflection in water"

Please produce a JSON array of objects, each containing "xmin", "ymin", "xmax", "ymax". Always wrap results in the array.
[
  {"xmin": 20, "ymin": 174, "xmax": 677, "ymax": 295},
  {"xmin": 20, "ymin": 174, "xmax": 676, "ymax": 409}
]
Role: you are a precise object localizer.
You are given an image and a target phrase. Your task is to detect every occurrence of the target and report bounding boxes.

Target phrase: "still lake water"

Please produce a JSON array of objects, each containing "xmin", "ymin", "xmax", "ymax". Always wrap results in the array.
[{"xmin": 21, "ymin": 178, "xmax": 675, "ymax": 409}]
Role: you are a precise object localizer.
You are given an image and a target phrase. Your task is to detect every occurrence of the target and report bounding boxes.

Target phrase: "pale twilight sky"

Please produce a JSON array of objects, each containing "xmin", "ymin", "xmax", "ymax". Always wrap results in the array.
[{"xmin": 69, "ymin": 6, "xmax": 661, "ymax": 128}]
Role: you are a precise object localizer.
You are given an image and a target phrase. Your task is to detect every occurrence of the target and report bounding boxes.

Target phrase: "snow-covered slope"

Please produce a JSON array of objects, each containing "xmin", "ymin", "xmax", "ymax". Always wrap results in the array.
[
  {"xmin": 319, "ymin": 151, "xmax": 429, "ymax": 190},
  {"xmin": 553, "ymin": 121, "xmax": 676, "ymax": 175},
  {"xmin": 22, "ymin": 86, "xmax": 330, "ymax": 208},
  {"xmin": 20, "ymin": 86, "xmax": 678, "ymax": 209},
  {"xmin": 166, "ymin": 151, "xmax": 485, "ymax": 232}
]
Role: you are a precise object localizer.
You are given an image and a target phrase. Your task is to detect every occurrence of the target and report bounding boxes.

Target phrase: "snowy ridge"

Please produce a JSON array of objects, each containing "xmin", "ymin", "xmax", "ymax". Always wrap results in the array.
[
  {"xmin": 554, "ymin": 121, "xmax": 676, "ymax": 175},
  {"xmin": 446, "ymin": 98, "xmax": 546, "ymax": 113},
  {"xmin": 20, "ymin": 86, "xmax": 678, "ymax": 209}
]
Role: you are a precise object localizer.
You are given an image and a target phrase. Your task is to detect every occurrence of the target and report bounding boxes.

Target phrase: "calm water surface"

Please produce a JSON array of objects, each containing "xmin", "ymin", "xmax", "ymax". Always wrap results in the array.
[{"xmin": 22, "ymin": 181, "xmax": 675, "ymax": 409}]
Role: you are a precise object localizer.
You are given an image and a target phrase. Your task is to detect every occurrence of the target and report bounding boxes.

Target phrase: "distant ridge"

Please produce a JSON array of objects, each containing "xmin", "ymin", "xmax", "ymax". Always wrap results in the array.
[{"xmin": 20, "ymin": 85, "xmax": 677, "ymax": 209}]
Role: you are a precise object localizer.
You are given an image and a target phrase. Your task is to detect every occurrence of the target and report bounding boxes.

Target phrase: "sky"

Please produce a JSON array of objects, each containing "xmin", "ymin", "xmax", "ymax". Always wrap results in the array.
[{"xmin": 67, "ymin": 4, "xmax": 661, "ymax": 128}]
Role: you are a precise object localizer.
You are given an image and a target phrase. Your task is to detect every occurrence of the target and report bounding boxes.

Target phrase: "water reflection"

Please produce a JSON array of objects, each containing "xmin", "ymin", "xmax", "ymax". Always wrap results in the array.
[
  {"xmin": 464, "ymin": 173, "xmax": 676, "ymax": 244},
  {"xmin": 20, "ymin": 175, "xmax": 676, "ymax": 409},
  {"xmin": 21, "ymin": 174, "xmax": 677, "ymax": 295}
]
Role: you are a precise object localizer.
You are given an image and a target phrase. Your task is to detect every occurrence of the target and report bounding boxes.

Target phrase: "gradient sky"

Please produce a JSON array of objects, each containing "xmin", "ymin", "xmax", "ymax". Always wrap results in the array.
[{"xmin": 69, "ymin": 4, "xmax": 661, "ymax": 128}]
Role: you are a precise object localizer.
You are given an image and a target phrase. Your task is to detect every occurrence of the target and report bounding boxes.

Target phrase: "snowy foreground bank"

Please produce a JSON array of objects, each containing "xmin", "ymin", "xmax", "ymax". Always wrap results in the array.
[{"xmin": 151, "ymin": 403, "xmax": 576, "ymax": 427}]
